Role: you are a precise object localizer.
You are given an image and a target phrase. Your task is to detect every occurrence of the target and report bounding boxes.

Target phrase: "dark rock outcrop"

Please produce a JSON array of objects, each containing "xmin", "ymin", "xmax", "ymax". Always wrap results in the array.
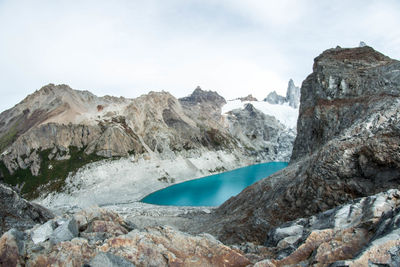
[
  {"xmin": 200, "ymin": 46, "xmax": 400, "ymax": 244},
  {"xmin": 0, "ymin": 183, "xmax": 53, "ymax": 235},
  {"xmin": 291, "ymin": 46, "xmax": 397, "ymax": 162}
]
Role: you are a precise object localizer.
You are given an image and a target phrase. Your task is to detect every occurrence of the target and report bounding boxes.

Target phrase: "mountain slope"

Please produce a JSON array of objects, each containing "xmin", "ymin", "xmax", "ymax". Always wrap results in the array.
[
  {"xmin": 0, "ymin": 84, "xmax": 295, "ymax": 199},
  {"xmin": 200, "ymin": 46, "xmax": 400, "ymax": 244}
]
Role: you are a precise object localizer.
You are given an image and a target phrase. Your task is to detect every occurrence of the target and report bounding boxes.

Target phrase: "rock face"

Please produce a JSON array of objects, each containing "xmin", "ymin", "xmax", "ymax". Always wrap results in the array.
[
  {"xmin": 0, "ymin": 84, "xmax": 293, "ymax": 199},
  {"xmin": 0, "ymin": 183, "xmax": 53, "ymax": 235},
  {"xmin": 224, "ymin": 103, "xmax": 295, "ymax": 162},
  {"xmin": 264, "ymin": 79, "xmax": 300, "ymax": 108},
  {"xmin": 291, "ymin": 46, "xmax": 397, "ymax": 161},
  {"xmin": 0, "ymin": 207, "xmax": 251, "ymax": 267},
  {"xmin": 201, "ymin": 46, "xmax": 400, "ymax": 244}
]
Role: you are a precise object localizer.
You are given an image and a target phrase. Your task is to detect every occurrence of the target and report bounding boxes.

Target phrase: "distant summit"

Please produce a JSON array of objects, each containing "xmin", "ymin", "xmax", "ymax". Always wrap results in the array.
[
  {"xmin": 264, "ymin": 79, "xmax": 300, "ymax": 108},
  {"xmin": 179, "ymin": 86, "xmax": 226, "ymax": 106},
  {"xmin": 235, "ymin": 94, "xmax": 258, "ymax": 102}
]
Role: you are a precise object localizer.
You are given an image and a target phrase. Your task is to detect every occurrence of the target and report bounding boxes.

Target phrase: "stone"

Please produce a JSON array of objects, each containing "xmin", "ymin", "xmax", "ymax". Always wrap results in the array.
[
  {"xmin": 86, "ymin": 220, "xmax": 128, "ymax": 236},
  {"xmin": 0, "ymin": 183, "xmax": 53, "ymax": 235},
  {"xmin": 89, "ymin": 252, "xmax": 136, "ymax": 267},
  {"xmin": 73, "ymin": 213, "xmax": 88, "ymax": 231},
  {"xmin": 0, "ymin": 228, "xmax": 25, "ymax": 266},
  {"xmin": 49, "ymin": 218, "xmax": 78, "ymax": 244},
  {"xmin": 31, "ymin": 220, "xmax": 55, "ymax": 244}
]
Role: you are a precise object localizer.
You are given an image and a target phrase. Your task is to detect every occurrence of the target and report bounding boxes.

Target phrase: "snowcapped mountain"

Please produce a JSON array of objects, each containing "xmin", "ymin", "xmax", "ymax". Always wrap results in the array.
[
  {"xmin": 264, "ymin": 79, "xmax": 300, "ymax": 109},
  {"xmin": 223, "ymin": 79, "xmax": 300, "ymax": 129}
]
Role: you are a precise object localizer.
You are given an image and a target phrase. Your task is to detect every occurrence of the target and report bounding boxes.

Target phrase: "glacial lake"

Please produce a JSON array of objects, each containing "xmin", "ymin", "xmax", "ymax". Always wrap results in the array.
[{"xmin": 141, "ymin": 162, "xmax": 288, "ymax": 206}]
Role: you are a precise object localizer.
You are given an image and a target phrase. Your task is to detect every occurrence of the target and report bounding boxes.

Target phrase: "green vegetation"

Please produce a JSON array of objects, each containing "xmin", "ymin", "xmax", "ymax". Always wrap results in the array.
[
  {"xmin": 0, "ymin": 146, "xmax": 104, "ymax": 199},
  {"xmin": 0, "ymin": 120, "xmax": 22, "ymax": 153}
]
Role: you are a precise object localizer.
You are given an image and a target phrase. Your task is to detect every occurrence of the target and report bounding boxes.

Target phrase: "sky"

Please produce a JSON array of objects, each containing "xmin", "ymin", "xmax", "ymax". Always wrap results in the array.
[{"xmin": 0, "ymin": 0, "xmax": 399, "ymax": 112}]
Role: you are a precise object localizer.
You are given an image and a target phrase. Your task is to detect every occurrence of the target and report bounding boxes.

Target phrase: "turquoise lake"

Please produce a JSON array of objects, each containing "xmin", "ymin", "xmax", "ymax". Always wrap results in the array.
[{"xmin": 141, "ymin": 162, "xmax": 288, "ymax": 206}]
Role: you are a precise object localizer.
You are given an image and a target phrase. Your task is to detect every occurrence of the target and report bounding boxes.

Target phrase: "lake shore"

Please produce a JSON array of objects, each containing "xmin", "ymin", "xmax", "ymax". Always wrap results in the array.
[{"xmin": 35, "ymin": 149, "xmax": 256, "ymax": 214}]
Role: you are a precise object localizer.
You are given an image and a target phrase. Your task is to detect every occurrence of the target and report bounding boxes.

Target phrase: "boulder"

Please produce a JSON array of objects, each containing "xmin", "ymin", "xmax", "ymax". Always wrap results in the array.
[
  {"xmin": 31, "ymin": 220, "xmax": 55, "ymax": 244},
  {"xmin": 0, "ymin": 183, "xmax": 53, "ymax": 235},
  {"xmin": 49, "ymin": 218, "xmax": 79, "ymax": 244},
  {"xmin": 0, "ymin": 228, "xmax": 25, "ymax": 266}
]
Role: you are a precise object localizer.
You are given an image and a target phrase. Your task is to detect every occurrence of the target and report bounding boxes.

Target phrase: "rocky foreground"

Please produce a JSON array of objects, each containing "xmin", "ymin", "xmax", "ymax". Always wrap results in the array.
[{"xmin": 1, "ymin": 188, "xmax": 400, "ymax": 266}]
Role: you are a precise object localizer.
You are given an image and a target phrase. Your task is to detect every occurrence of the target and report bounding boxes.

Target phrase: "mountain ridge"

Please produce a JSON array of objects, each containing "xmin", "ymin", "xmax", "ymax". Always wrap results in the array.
[{"xmin": 0, "ymin": 83, "xmax": 297, "ymax": 200}]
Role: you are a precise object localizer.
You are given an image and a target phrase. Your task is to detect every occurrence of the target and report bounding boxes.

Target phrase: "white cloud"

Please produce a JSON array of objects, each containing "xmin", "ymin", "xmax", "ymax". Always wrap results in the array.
[
  {"xmin": 0, "ymin": 0, "xmax": 399, "ymax": 112},
  {"xmin": 219, "ymin": 0, "xmax": 309, "ymax": 27}
]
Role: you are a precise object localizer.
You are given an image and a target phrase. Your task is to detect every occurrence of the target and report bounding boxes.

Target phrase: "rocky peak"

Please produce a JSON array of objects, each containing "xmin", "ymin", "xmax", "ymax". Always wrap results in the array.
[
  {"xmin": 292, "ymin": 46, "xmax": 400, "ymax": 161},
  {"xmin": 285, "ymin": 79, "xmax": 300, "ymax": 108},
  {"xmin": 263, "ymin": 79, "xmax": 300, "ymax": 108},
  {"xmin": 263, "ymin": 91, "xmax": 285, "ymax": 105},
  {"xmin": 237, "ymin": 94, "xmax": 258, "ymax": 102},
  {"xmin": 312, "ymin": 46, "xmax": 392, "ymax": 73},
  {"xmin": 179, "ymin": 86, "xmax": 226, "ymax": 107}
]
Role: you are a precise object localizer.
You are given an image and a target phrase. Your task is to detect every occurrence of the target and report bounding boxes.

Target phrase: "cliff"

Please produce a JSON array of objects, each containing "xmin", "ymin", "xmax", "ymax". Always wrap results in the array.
[{"xmin": 202, "ymin": 46, "xmax": 400, "ymax": 244}]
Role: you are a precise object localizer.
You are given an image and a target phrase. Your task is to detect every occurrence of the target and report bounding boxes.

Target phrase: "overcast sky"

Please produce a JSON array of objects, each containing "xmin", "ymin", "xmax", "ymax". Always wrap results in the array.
[{"xmin": 0, "ymin": 0, "xmax": 399, "ymax": 112}]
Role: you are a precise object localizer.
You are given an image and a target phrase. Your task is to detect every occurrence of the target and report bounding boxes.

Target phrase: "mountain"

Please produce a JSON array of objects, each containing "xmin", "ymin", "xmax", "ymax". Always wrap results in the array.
[
  {"xmin": 199, "ymin": 46, "xmax": 400, "ymax": 246},
  {"xmin": 1, "ymin": 45, "xmax": 400, "ymax": 266},
  {"xmin": 0, "ymin": 84, "xmax": 295, "ymax": 202},
  {"xmin": 264, "ymin": 79, "xmax": 300, "ymax": 108}
]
